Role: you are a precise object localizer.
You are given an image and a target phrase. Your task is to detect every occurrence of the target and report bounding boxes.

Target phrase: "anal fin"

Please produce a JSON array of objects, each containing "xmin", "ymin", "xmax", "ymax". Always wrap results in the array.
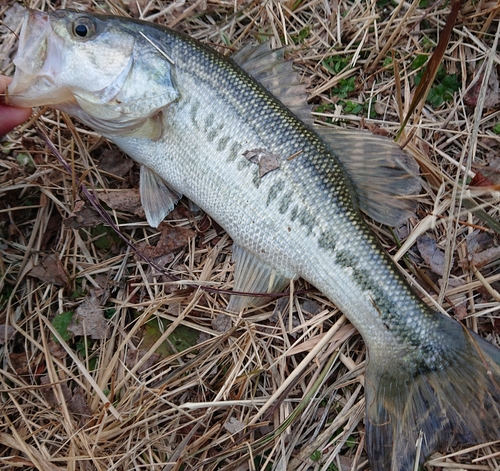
[
  {"xmin": 140, "ymin": 165, "xmax": 181, "ymax": 228},
  {"xmin": 227, "ymin": 244, "xmax": 296, "ymax": 313}
]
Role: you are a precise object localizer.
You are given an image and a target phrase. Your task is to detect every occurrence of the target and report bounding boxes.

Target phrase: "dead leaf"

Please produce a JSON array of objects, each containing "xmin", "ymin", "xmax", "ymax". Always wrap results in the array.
[
  {"xmin": 64, "ymin": 200, "xmax": 102, "ymax": 228},
  {"xmin": 243, "ymin": 148, "xmax": 280, "ymax": 177},
  {"xmin": 464, "ymin": 68, "xmax": 499, "ymax": 109},
  {"xmin": 417, "ymin": 235, "xmax": 448, "ymax": 276},
  {"xmin": 98, "ymin": 189, "xmax": 145, "ymax": 217},
  {"xmin": 223, "ymin": 417, "xmax": 245, "ymax": 434},
  {"xmin": 136, "ymin": 222, "xmax": 195, "ymax": 260},
  {"xmin": 68, "ymin": 288, "xmax": 110, "ymax": 339},
  {"xmin": 360, "ymin": 119, "xmax": 390, "ymax": 137},
  {"xmin": 0, "ymin": 325, "xmax": 15, "ymax": 344},
  {"xmin": 128, "ymin": 0, "xmax": 150, "ymax": 18},
  {"xmin": 125, "ymin": 349, "xmax": 160, "ymax": 374},
  {"xmin": 40, "ymin": 377, "xmax": 92, "ymax": 423},
  {"xmin": 67, "ymin": 387, "xmax": 93, "ymax": 423},
  {"xmin": 300, "ymin": 300, "xmax": 321, "ymax": 316},
  {"xmin": 469, "ymin": 171, "xmax": 495, "ymax": 187},
  {"xmin": 29, "ymin": 254, "xmax": 69, "ymax": 287},
  {"xmin": 472, "ymin": 246, "xmax": 500, "ymax": 268},
  {"xmin": 41, "ymin": 213, "xmax": 62, "ymax": 250},
  {"xmin": 48, "ymin": 339, "xmax": 67, "ymax": 359},
  {"xmin": 454, "ymin": 303, "xmax": 468, "ymax": 320},
  {"xmin": 212, "ymin": 313, "xmax": 233, "ymax": 333},
  {"xmin": 8, "ymin": 352, "xmax": 30, "ymax": 375},
  {"xmin": 40, "ymin": 375, "xmax": 72, "ymax": 407},
  {"xmin": 465, "ymin": 231, "xmax": 500, "ymax": 269},
  {"xmin": 98, "ymin": 149, "xmax": 134, "ymax": 177}
]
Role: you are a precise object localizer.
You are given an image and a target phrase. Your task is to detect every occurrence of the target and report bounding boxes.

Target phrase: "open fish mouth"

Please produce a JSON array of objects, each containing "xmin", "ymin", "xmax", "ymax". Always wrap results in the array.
[{"xmin": 8, "ymin": 9, "xmax": 72, "ymax": 107}]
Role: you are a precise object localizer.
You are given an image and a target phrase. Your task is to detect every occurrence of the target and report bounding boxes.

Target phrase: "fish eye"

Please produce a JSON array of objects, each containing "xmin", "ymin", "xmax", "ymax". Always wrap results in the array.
[{"xmin": 72, "ymin": 17, "xmax": 96, "ymax": 40}]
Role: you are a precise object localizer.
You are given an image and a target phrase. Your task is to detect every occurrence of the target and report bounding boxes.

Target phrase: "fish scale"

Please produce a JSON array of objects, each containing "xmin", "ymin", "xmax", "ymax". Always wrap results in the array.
[
  {"xmin": 8, "ymin": 9, "xmax": 500, "ymax": 470},
  {"xmin": 114, "ymin": 25, "xmax": 442, "ymax": 362}
]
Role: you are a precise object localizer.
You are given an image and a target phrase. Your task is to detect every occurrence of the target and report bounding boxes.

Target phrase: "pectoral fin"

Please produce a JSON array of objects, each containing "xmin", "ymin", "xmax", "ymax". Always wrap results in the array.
[
  {"xmin": 140, "ymin": 165, "xmax": 181, "ymax": 228},
  {"xmin": 227, "ymin": 244, "xmax": 296, "ymax": 312},
  {"xmin": 316, "ymin": 127, "xmax": 421, "ymax": 226}
]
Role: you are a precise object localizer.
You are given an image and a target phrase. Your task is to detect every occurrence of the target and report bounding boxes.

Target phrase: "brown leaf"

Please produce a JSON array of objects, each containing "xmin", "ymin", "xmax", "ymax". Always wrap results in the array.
[
  {"xmin": 48, "ymin": 339, "xmax": 67, "ymax": 359},
  {"xmin": 29, "ymin": 254, "xmax": 69, "ymax": 287},
  {"xmin": 136, "ymin": 222, "xmax": 195, "ymax": 260},
  {"xmin": 41, "ymin": 213, "xmax": 62, "ymax": 250},
  {"xmin": 98, "ymin": 149, "xmax": 134, "ymax": 177},
  {"xmin": 40, "ymin": 377, "xmax": 93, "ymax": 423},
  {"xmin": 125, "ymin": 349, "xmax": 160, "ymax": 374},
  {"xmin": 64, "ymin": 200, "xmax": 102, "ymax": 228},
  {"xmin": 8, "ymin": 352, "xmax": 30, "ymax": 375},
  {"xmin": 243, "ymin": 148, "xmax": 280, "ymax": 177},
  {"xmin": 67, "ymin": 388, "xmax": 93, "ymax": 423},
  {"xmin": 471, "ymin": 246, "xmax": 500, "ymax": 269},
  {"xmin": 68, "ymin": 288, "xmax": 110, "ymax": 339},
  {"xmin": 98, "ymin": 189, "xmax": 145, "ymax": 217},
  {"xmin": 417, "ymin": 235, "xmax": 449, "ymax": 276},
  {"xmin": 212, "ymin": 313, "xmax": 233, "ymax": 333},
  {"xmin": 0, "ymin": 325, "xmax": 15, "ymax": 344},
  {"xmin": 469, "ymin": 171, "xmax": 495, "ymax": 187},
  {"xmin": 466, "ymin": 231, "xmax": 500, "ymax": 269},
  {"xmin": 493, "ymin": 318, "xmax": 500, "ymax": 335},
  {"xmin": 223, "ymin": 417, "xmax": 245, "ymax": 434},
  {"xmin": 128, "ymin": 0, "xmax": 150, "ymax": 18},
  {"xmin": 40, "ymin": 375, "xmax": 72, "ymax": 407},
  {"xmin": 464, "ymin": 69, "xmax": 499, "ymax": 109}
]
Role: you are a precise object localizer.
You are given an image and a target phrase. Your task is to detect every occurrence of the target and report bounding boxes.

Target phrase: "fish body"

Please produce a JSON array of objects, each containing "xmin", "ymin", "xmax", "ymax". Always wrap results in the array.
[{"xmin": 8, "ymin": 10, "xmax": 500, "ymax": 470}]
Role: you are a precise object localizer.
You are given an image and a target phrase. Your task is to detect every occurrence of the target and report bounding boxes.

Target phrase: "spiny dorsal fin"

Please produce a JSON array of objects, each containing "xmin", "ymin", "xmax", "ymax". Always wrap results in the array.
[
  {"xmin": 227, "ymin": 244, "xmax": 296, "ymax": 313},
  {"xmin": 140, "ymin": 165, "xmax": 181, "ymax": 228},
  {"xmin": 315, "ymin": 127, "xmax": 421, "ymax": 226},
  {"xmin": 232, "ymin": 42, "xmax": 313, "ymax": 125}
]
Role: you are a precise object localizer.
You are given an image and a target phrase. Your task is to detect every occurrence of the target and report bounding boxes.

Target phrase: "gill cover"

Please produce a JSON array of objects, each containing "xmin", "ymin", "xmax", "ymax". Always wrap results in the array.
[{"xmin": 9, "ymin": 9, "xmax": 179, "ymax": 137}]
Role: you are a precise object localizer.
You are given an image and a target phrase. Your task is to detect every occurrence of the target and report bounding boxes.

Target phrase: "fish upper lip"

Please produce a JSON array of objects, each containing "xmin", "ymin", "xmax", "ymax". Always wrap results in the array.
[
  {"xmin": 8, "ymin": 9, "xmax": 66, "ymax": 107},
  {"xmin": 13, "ymin": 10, "xmax": 51, "ymax": 75}
]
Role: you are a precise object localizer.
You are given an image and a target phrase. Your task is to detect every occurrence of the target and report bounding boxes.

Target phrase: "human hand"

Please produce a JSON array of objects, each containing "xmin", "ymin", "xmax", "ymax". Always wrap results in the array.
[{"xmin": 0, "ymin": 76, "xmax": 32, "ymax": 136}]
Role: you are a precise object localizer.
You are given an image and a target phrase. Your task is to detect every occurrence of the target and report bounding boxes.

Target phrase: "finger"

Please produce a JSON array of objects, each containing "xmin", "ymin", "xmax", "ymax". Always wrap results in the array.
[{"xmin": 0, "ymin": 103, "xmax": 32, "ymax": 135}]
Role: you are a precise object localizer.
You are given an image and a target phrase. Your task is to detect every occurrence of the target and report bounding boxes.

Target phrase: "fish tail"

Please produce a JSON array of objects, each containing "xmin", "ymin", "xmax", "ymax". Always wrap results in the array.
[{"xmin": 365, "ymin": 317, "xmax": 500, "ymax": 471}]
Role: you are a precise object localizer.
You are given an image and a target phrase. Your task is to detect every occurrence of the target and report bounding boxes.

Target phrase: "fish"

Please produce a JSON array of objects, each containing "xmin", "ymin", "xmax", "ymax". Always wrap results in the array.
[{"xmin": 7, "ymin": 8, "xmax": 500, "ymax": 470}]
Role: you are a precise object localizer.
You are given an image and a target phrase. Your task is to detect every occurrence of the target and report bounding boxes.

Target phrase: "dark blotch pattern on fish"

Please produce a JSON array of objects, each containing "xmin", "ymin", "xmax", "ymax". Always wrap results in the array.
[
  {"xmin": 217, "ymin": 136, "xmax": 231, "ymax": 152},
  {"xmin": 278, "ymin": 192, "xmax": 293, "ymax": 214},
  {"xmin": 266, "ymin": 180, "xmax": 285, "ymax": 206}
]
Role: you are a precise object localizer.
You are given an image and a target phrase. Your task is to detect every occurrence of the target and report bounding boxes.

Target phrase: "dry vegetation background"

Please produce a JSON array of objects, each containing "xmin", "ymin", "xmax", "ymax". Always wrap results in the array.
[{"xmin": 0, "ymin": 0, "xmax": 500, "ymax": 469}]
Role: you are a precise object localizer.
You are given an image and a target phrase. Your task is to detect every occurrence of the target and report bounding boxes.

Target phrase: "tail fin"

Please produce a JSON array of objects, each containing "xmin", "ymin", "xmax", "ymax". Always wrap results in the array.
[{"xmin": 365, "ymin": 318, "xmax": 500, "ymax": 471}]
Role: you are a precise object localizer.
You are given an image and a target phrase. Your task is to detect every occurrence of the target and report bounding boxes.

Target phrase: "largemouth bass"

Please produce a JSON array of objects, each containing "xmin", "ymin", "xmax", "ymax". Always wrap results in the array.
[{"xmin": 7, "ymin": 9, "xmax": 500, "ymax": 470}]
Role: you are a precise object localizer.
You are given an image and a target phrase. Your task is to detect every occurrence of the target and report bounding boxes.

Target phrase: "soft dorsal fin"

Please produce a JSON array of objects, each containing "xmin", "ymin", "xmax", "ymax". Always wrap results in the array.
[
  {"xmin": 315, "ymin": 127, "xmax": 421, "ymax": 226},
  {"xmin": 232, "ymin": 42, "xmax": 313, "ymax": 125},
  {"xmin": 227, "ymin": 244, "xmax": 296, "ymax": 313},
  {"xmin": 140, "ymin": 165, "xmax": 181, "ymax": 228}
]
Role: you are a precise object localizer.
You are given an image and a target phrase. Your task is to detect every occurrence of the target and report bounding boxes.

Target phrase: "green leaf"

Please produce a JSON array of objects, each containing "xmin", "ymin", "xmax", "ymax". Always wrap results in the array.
[
  {"xmin": 90, "ymin": 224, "xmax": 122, "ymax": 250},
  {"xmin": 51, "ymin": 311, "xmax": 74, "ymax": 343},
  {"xmin": 310, "ymin": 450, "xmax": 322, "ymax": 461},
  {"xmin": 411, "ymin": 54, "xmax": 428, "ymax": 70},
  {"xmin": 292, "ymin": 26, "xmax": 311, "ymax": 44},
  {"xmin": 322, "ymin": 56, "xmax": 351, "ymax": 75}
]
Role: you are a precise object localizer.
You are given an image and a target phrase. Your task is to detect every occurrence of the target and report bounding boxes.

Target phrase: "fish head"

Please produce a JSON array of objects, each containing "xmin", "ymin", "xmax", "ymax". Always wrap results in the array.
[{"xmin": 9, "ymin": 9, "xmax": 179, "ymax": 136}]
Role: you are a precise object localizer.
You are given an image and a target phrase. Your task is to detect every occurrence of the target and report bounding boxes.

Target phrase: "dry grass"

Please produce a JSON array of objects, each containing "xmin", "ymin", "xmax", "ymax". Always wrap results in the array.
[{"xmin": 1, "ymin": 0, "xmax": 500, "ymax": 470}]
